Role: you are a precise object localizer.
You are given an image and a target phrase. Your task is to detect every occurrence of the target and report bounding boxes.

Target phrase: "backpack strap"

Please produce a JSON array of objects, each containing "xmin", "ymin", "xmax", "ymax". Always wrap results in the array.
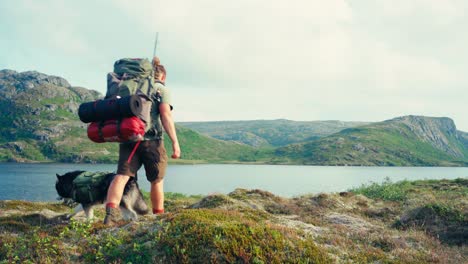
[
  {"xmin": 98, "ymin": 121, "xmax": 105, "ymax": 142},
  {"xmin": 116, "ymin": 119, "xmax": 121, "ymax": 140},
  {"xmin": 145, "ymin": 76, "xmax": 153, "ymax": 98},
  {"xmin": 126, "ymin": 140, "xmax": 142, "ymax": 164},
  {"xmin": 153, "ymin": 81, "xmax": 164, "ymax": 103},
  {"xmin": 135, "ymin": 75, "xmax": 154, "ymax": 101}
]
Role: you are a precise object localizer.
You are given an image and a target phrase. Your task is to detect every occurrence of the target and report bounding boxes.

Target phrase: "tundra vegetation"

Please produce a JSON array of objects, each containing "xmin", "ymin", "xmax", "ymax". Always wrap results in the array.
[{"xmin": 1, "ymin": 178, "xmax": 466, "ymax": 263}]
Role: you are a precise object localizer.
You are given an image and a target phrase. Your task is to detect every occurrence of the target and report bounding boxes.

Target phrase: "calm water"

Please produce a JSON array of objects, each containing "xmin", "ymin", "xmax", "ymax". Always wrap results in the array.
[{"xmin": 0, "ymin": 163, "xmax": 467, "ymax": 201}]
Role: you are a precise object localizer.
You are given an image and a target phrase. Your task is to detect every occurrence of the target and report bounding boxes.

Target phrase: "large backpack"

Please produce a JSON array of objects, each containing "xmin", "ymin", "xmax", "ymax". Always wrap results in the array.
[
  {"xmin": 71, "ymin": 171, "xmax": 110, "ymax": 204},
  {"xmin": 106, "ymin": 58, "xmax": 156, "ymax": 129},
  {"xmin": 78, "ymin": 58, "xmax": 159, "ymax": 143},
  {"xmin": 106, "ymin": 58, "xmax": 155, "ymax": 100}
]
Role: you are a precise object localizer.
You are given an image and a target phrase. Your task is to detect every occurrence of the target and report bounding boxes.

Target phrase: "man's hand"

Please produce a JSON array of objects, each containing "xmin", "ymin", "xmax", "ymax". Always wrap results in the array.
[
  {"xmin": 172, "ymin": 141, "xmax": 181, "ymax": 159},
  {"xmin": 159, "ymin": 103, "xmax": 181, "ymax": 159}
]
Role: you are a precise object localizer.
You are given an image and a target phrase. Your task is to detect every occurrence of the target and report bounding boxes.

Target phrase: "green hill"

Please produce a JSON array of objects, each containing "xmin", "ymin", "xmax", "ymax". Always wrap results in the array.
[
  {"xmin": 180, "ymin": 119, "xmax": 368, "ymax": 147},
  {"xmin": 0, "ymin": 70, "xmax": 258, "ymax": 163},
  {"xmin": 274, "ymin": 115, "xmax": 468, "ymax": 166},
  {"xmin": 163, "ymin": 126, "xmax": 264, "ymax": 163},
  {"xmin": 2, "ymin": 69, "xmax": 467, "ymax": 166}
]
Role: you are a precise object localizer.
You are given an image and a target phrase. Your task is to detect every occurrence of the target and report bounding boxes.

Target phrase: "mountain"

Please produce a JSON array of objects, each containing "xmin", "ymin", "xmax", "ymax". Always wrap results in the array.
[
  {"xmin": 180, "ymin": 119, "xmax": 369, "ymax": 147},
  {"xmin": 0, "ymin": 70, "xmax": 258, "ymax": 163},
  {"xmin": 0, "ymin": 69, "xmax": 110, "ymax": 162},
  {"xmin": 2, "ymin": 69, "xmax": 467, "ymax": 166},
  {"xmin": 274, "ymin": 115, "xmax": 468, "ymax": 166}
]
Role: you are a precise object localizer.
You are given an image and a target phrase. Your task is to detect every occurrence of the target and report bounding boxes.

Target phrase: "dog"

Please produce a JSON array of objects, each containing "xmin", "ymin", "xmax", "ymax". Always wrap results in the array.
[{"xmin": 55, "ymin": 170, "xmax": 149, "ymax": 221}]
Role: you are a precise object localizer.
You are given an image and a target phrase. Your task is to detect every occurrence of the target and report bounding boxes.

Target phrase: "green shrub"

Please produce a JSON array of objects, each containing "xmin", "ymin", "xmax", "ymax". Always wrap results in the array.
[
  {"xmin": 153, "ymin": 209, "xmax": 331, "ymax": 263},
  {"xmin": 349, "ymin": 178, "xmax": 411, "ymax": 201}
]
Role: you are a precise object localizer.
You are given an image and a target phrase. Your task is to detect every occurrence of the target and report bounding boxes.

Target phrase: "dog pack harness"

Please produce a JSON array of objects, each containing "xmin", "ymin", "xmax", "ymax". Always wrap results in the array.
[{"xmin": 71, "ymin": 171, "xmax": 110, "ymax": 204}]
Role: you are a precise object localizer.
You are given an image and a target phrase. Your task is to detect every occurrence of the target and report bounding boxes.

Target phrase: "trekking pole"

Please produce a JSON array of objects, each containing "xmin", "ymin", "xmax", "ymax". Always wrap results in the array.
[{"xmin": 154, "ymin": 32, "xmax": 159, "ymax": 56}]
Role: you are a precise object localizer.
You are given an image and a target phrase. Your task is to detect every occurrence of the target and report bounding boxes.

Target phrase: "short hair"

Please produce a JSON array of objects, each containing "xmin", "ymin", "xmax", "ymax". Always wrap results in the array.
[{"xmin": 152, "ymin": 56, "xmax": 166, "ymax": 80}]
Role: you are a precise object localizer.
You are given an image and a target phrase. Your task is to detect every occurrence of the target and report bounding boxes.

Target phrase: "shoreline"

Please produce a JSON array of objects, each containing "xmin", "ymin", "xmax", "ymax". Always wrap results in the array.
[{"xmin": 0, "ymin": 160, "xmax": 467, "ymax": 168}]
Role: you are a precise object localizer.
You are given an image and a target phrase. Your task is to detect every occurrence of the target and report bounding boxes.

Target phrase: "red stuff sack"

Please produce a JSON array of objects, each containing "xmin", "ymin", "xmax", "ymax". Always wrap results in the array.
[{"xmin": 87, "ymin": 116, "xmax": 146, "ymax": 143}]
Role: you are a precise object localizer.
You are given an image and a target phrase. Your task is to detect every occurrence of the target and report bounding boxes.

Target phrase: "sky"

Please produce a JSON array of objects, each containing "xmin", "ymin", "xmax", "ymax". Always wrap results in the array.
[{"xmin": 1, "ymin": 0, "xmax": 467, "ymax": 131}]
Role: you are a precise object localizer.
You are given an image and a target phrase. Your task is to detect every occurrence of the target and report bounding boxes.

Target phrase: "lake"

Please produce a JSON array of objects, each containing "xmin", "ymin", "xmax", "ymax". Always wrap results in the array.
[{"xmin": 0, "ymin": 163, "xmax": 467, "ymax": 201}]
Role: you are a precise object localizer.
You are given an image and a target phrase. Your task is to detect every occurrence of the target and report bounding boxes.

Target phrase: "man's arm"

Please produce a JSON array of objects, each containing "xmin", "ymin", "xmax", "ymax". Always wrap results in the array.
[{"xmin": 159, "ymin": 103, "xmax": 181, "ymax": 159}]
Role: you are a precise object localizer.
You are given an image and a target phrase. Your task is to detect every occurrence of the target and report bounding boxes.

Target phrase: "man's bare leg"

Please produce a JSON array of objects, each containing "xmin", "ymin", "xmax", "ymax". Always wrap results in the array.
[
  {"xmin": 151, "ymin": 179, "xmax": 164, "ymax": 214},
  {"xmin": 106, "ymin": 175, "xmax": 131, "ymax": 205},
  {"xmin": 104, "ymin": 174, "xmax": 130, "ymax": 225}
]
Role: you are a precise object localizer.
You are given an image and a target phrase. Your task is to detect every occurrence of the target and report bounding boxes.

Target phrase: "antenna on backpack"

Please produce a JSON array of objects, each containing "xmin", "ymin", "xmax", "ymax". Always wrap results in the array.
[{"xmin": 153, "ymin": 32, "xmax": 159, "ymax": 58}]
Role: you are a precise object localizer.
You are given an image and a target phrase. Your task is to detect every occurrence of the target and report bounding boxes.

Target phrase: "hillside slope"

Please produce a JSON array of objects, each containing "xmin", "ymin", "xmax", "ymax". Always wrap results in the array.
[
  {"xmin": 2, "ymin": 69, "xmax": 467, "ymax": 166},
  {"xmin": 274, "ymin": 115, "xmax": 468, "ymax": 166},
  {"xmin": 0, "ymin": 70, "xmax": 258, "ymax": 163},
  {"xmin": 180, "ymin": 119, "xmax": 369, "ymax": 147}
]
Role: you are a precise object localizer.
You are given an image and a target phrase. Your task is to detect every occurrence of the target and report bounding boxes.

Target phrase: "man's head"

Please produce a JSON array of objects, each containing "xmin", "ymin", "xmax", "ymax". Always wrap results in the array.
[{"xmin": 152, "ymin": 56, "xmax": 166, "ymax": 82}]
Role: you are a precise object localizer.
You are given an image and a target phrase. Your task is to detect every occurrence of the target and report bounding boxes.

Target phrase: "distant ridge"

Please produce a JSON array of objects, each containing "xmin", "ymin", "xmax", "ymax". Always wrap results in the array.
[
  {"xmin": 180, "ymin": 119, "xmax": 369, "ymax": 147},
  {"xmin": 274, "ymin": 115, "xmax": 468, "ymax": 166}
]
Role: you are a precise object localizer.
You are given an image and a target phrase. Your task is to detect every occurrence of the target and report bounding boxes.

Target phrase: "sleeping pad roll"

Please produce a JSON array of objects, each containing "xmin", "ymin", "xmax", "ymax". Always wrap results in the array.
[{"xmin": 78, "ymin": 95, "xmax": 143, "ymax": 123}]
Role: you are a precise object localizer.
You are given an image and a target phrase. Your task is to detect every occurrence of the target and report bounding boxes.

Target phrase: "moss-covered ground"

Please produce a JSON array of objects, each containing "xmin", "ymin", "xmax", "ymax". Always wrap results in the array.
[{"xmin": 0, "ymin": 178, "xmax": 466, "ymax": 263}]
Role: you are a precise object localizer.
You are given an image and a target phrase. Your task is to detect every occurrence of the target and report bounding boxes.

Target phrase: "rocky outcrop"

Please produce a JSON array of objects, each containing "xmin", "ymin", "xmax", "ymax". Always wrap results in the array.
[
  {"xmin": 0, "ymin": 69, "xmax": 107, "ymax": 162},
  {"xmin": 0, "ymin": 70, "xmax": 71, "ymax": 97},
  {"xmin": 1, "ymin": 71, "xmax": 99, "ymax": 99},
  {"xmin": 388, "ymin": 115, "xmax": 463, "ymax": 157},
  {"xmin": 459, "ymin": 131, "xmax": 468, "ymax": 149}
]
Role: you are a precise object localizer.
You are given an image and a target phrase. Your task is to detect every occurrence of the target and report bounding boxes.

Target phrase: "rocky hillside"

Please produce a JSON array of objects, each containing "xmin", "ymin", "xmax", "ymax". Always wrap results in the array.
[
  {"xmin": 274, "ymin": 115, "xmax": 468, "ymax": 166},
  {"xmin": 0, "ymin": 70, "xmax": 107, "ymax": 162},
  {"xmin": 390, "ymin": 116, "xmax": 465, "ymax": 157},
  {"xmin": 2, "ymin": 69, "xmax": 467, "ymax": 166},
  {"xmin": 0, "ymin": 69, "xmax": 258, "ymax": 163},
  {"xmin": 180, "ymin": 119, "xmax": 369, "ymax": 147},
  {"xmin": 0, "ymin": 178, "xmax": 466, "ymax": 262},
  {"xmin": 459, "ymin": 131, "xmax": 468, "ymax": 149}
]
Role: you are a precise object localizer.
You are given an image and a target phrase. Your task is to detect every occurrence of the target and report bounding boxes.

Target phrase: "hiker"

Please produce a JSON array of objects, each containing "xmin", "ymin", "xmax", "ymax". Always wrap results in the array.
[{"xmin": 104, "ymin": 56, "xmax": 181, "ymax": 225}]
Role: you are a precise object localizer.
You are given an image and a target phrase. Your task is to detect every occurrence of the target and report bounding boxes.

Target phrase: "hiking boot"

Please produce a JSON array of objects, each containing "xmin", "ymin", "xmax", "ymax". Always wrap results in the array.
[{"xmin": 103, "ymin": 207, "xmax": 119, "ymax": 226}]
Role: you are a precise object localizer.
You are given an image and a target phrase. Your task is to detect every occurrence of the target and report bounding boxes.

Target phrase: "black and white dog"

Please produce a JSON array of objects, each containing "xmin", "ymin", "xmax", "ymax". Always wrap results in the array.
[{"xmin": 55, "ymin": 170, "xmax": 149, "ymax": 221}]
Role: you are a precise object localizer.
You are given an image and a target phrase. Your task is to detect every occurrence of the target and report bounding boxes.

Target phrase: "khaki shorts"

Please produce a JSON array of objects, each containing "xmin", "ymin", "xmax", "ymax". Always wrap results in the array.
[{"xmin": 117, "ymin": 140, "xmax": 167, "ymax": 182}]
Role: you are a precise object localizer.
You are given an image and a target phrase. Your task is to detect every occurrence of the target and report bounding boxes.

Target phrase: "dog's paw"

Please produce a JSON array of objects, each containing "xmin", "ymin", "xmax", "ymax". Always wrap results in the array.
[{"xmin": 63, "ymin": 198, "xmax": 78, "ymax": 208}]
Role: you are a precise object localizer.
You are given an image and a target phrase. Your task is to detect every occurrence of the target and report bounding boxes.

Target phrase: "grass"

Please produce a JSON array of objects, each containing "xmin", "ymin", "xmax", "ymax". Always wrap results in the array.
[
  {"xmin": 349, "ymin": 177, "xmax": 413, "ymax": 201},
  {"xmin": 350, "ymin": 178, "xmax": 468, "ymax": 246},
  {"xmin": 0, "ymin": 179, "xmax": 467, "ymax": 263}
]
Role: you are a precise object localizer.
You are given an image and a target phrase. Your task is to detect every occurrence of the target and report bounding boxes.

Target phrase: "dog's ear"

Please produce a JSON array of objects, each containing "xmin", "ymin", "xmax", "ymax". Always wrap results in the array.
[{"xmin": 56, "ymin": 173, "xmax": 61, "ymax": 179}]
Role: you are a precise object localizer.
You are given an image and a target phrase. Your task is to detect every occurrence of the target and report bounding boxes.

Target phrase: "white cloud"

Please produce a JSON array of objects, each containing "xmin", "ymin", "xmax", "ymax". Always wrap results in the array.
[
  {"xmin": 376, "ymin": 0, "xmax": 464, "ymax": 25},
  {"xmin": 2, "ymin": 0, "xmax": 468, "ymax": 130},
  {"xmin": 11, "ymin": 0, "xmax": 91, "ymax": 55},
  {"xmin": 115, "ymin": 0, "xmax": 465, "ymax": 129}
]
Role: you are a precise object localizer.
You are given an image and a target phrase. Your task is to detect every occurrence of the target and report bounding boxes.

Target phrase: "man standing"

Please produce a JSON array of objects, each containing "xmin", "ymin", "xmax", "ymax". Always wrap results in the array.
[{"xmin": 104, "ymin": 57, "xmax": 180, "ymax": 225}]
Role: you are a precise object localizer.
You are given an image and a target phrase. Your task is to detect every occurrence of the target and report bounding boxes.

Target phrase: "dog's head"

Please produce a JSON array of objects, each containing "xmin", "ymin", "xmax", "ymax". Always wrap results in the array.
[{"xmin": 55, "ymin": 170, "xmax": 85, "ymax": 199}]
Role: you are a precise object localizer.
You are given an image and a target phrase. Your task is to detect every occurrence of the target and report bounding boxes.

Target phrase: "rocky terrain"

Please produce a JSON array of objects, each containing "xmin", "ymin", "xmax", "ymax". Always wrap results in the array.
[{"xmin": 0, "ymin": 178, "xmax": 466, "ymax": 263}]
